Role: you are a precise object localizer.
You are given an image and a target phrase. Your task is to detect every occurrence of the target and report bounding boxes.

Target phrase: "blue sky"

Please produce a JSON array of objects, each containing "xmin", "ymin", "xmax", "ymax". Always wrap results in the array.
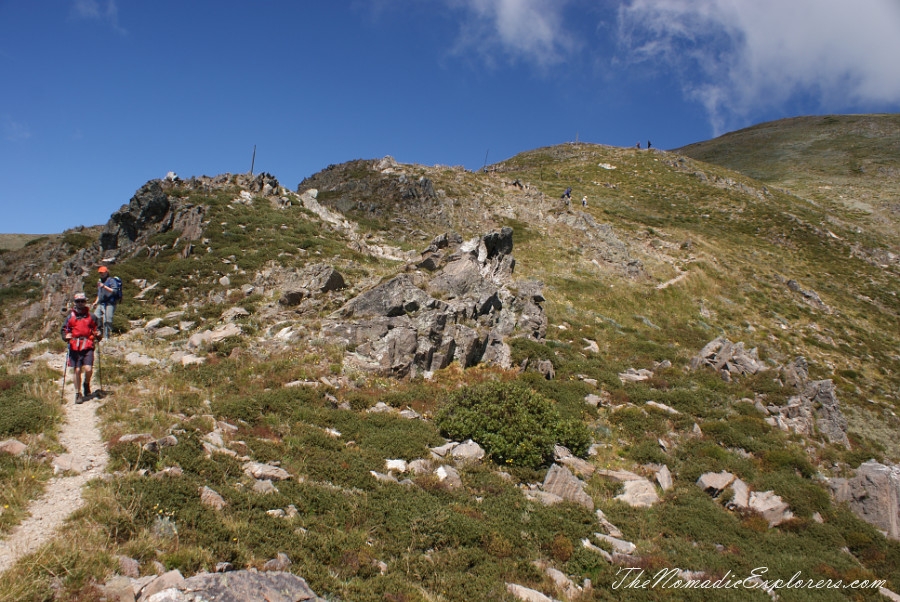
[{"xmin": 3, "ymin": 1, "xmax": 900, "ymax": 234}]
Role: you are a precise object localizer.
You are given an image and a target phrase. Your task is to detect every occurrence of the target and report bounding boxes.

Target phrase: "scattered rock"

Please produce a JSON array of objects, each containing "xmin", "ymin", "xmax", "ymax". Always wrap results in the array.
[
  {"xmin": 615, "ymin": 479, "xmax": 659, "ymax": 508},
  {"xmin": 506, "ymin": 582, "xmax": 557, "ymax": 602},
  {"xmin": 595, "ymin": 533, "xmax": 636, "ymax": 555},
  {"xmin": 0, "ymin": 439, "xmax": 27, "ymax": 456},
  {"xmin": 655, "ymin": 465, "xmax": 673, "ymax": 491},
  {"xmin": 262, "ymin": 552, "xmax": 292, "ymax": 572},
  {"xmin": 252, "ymin": 479, "xmax": 279, "ymax": 494},
  {"xmin": 542, "ymin": 464, "xmax": 594, "ymax": 510},
  {"xmin": 434, "ymin": 465, "xmax": 463, "ymax": 489},
  {"xmin": 451, "ymin": 439, "xmax": 486, "ymax": 463},
  {"xmin": 749, "ymin": 490, "xmax": 794, "ymax": 527},
  {"xmin": 243, "ymin": 461, "xmax": 291, "ymax": 481},
  {"xmin": 697, "ymin": 471, "xmax": 735, "ymax": 496},
  {"xmin": 618, "ymin": 368, "xmax": 653, "ymax": 383},
  {"xmin": 187, "ymin": 323, "xmax": 242, "ymax": 350},
  {"xmin": 142, "ymin": 435, "xmax": 178, "ymax": 453},
  {"xmin": 199, "ymin": 486, "xmax": 227, "ymax": 510}
]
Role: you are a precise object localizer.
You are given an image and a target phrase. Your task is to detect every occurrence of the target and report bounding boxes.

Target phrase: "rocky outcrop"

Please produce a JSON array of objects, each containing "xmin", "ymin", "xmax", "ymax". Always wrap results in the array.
[
  {"xmin": 100, "ymin": 173, "xmax": 284, "ymax": 252},
  {"xmin": 830, "ymin": 460, "xmax": 900, "ymax": 540},
  {"xmin": 322, "ymin": 228, "xmax": 547, "ymax": 377},
  {"xmin": 769, "ymin": 357, "xmax": 850, "ymax": 448},
  {"xmin": 690, "ymin": 337, "xmax": 765, "ymax": 380}
]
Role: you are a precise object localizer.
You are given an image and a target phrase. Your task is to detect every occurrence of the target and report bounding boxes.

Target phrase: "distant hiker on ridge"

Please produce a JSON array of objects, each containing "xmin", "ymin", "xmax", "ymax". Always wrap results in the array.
[
  {"xmin": 647, "ymin": 140, "xmax": 652, "ymax": 149},
  {"xmin": 61, "ymin": 292, "xmax": 101, "ymax": 403},
  {"xmin": 561, "ymin": 187, "xmax": 572, "ymax": 200},
  {"xmin": 92, "ymin": 265, "xmax": 121, "ymax": 340},
  {"xmin": 582, "ymin": 195, "xmax": 588, "ymax": 207}
]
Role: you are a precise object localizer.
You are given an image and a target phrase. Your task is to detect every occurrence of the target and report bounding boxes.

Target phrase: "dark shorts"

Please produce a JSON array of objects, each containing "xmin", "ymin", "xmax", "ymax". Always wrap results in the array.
[{"xmin": 68, "ymin": 348, "xmax": 94, "ymax": 369}]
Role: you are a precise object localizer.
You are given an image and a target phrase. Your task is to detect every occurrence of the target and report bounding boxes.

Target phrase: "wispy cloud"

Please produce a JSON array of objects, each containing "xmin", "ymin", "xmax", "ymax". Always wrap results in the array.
[
  {"xmin": 2, "ymin": 115, "xmax": 32, "ymax": 142},
  {"xmin": 71, "ymin": 0, "xmax": 126, "ymax": 35},
  {"xmin": 446, "ymin": 0, "xmax": 575, "ymax": 68},
  {"xmin": 615, "ymin": 0, "xmax": 900, "ymax": 134}
]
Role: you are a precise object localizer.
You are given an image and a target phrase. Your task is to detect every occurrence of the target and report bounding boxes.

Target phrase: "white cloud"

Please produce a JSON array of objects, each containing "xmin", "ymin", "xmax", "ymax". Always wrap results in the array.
[
  {"xmin": 71, "ymin": 0, "xmax": 126, "ymax": 34},
  {"xmin": 447, "ymin": 0, "xmax": 575, "ymax": 68},
  {"xmin": 616, "ymin": 0, "xmax": 900, "ymax": 133}
]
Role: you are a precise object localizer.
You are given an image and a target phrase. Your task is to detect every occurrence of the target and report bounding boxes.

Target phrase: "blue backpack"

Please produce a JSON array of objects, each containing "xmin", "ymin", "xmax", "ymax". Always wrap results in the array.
[{"xmin": 105, "ymin": 276, "xmax": 123, "ymax": 303}]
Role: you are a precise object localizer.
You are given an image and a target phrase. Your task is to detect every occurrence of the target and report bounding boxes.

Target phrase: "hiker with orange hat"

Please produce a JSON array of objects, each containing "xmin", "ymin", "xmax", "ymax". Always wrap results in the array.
[
  {"xmin": 61, "ymin": 292, "xmax": 101, "ymax": 403},
  {"xmin": 92, "ymin": 265, "xmax": 121, "ymax": 340}
]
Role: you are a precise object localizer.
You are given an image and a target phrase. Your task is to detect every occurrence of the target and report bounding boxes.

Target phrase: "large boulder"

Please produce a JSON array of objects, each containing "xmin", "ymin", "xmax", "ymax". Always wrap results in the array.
[{"xmin": 831, "ymin": 460, "xmax": 900, "ymax": 540}]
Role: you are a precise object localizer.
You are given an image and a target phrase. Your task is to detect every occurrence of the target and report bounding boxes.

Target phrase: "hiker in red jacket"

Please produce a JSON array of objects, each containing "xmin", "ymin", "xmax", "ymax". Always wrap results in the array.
[{"xmin": 60, "ymin": 292, "xmax": 102, "ymax": 403}]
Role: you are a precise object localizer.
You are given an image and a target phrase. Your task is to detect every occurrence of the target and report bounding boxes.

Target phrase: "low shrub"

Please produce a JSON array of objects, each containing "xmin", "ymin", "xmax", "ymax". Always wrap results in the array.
[
  {"xmin": 0, "ymin": 375, "xmax": 57, "ymax": 437},
  {"xmin": 435, "ymin": 380, "xmax": 591, "ymax": 469}
]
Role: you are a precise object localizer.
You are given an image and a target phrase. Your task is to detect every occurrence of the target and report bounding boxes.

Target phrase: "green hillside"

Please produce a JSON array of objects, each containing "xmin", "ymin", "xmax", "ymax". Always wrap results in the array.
[
  {"xmin": 0, "ymin": 126, "xmax": 898, "ymax": 600},
  {"xmin": 676, "ymin": 114, "xmax": 900, "ymax": 243}
]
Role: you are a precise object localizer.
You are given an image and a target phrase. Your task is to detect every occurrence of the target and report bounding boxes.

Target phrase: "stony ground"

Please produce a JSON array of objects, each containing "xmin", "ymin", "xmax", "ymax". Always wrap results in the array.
[{"xmin": 0, "ymin": 355, "xmax": 109, "ymax": 574}]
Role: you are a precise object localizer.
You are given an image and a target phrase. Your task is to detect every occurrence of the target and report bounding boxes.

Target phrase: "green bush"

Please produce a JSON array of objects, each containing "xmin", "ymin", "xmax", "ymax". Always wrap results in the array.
[
  {"xmin": 0, "ymin": 375, "xmax": 57, "ymax": 437},
  {"xmin": 435, "ymin": 380, "xmax": 591, "ymax": 469}
]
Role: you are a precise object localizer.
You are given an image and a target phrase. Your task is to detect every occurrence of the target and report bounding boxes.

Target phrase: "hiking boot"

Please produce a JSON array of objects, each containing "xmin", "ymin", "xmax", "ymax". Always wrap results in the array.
[
  {"xmin": 75, "ymin": 393, "xmax": 84, "ymax": 404},
  {"xmin": 83, "ymin": 384, "xmax": 91, "ymax": 399}
]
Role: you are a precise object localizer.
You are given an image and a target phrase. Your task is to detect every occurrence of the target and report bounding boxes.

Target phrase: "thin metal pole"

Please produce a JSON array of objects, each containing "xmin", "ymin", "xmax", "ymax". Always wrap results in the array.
[
  {"xmin": 250, "ymin": 145, "xmax": 256, "ymax": 176},
  {"xmin": 60, "ymin": 349, "xmax": 69, "ymax": 403}
]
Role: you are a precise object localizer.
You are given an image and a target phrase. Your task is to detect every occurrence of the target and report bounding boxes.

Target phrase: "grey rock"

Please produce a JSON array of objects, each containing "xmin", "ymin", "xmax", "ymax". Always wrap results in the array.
[
  {"xmin": 690, "ymin": 337, "xmax": 765, "ymax": 379},
  {"xmin": 199, "ymin": 486, "xmax": 227, "ymax": 510},
  {"xmin": 506, "ymin": 583, "xmax": 557, "ymax": 602},
  {"xmin": 831, "ymin": 460, "xmax": 900, "ymax": 540},
  {"xmin": 615, "ymin": 479, "xmax": 659, "ymax": 508},
  {"xmin": 179, "ymin": 570, "xmax": 326, "ymax": 601},
  {"xmin": 0, "ymin": 438, "xmax": 27, "ymax": 456},
  {"xmin": 243, "ymin": 461, "xmax": 291, "ymax": 481},
  {"xmin": 655, "ymin": 465, "xmax": 673, "ymax": 491},
  {"xmin": 729, "ymin": 478, "xmax": 751, "ymax": 509},
  {"xmin": 102, "ymin": 576, "xmax": 135, "ymax": 602},
  {"xmin": 749, "ymin": 490, "xmax": 794, "ymax": 527},
  {"xmin": 138, "ymin": 569, "xmax": 184, "ymax": 601},
  {"xmin": 262, "ymin": 553, "xmax": 292, "ymax": 572},
  {"xmin": 595, "ymin": 533, "xmax": 636, "ymax": 554},
  {"xmin": 187, "ymin": 323, "xmax": 242, "ymax": 350},
  {"xmin": 252, "ymin": 479, "xmax": 279, "ymax": 494},
  {"xmin": 697, "ymin": 471, "xmax": 735, "ymax": 496},
  {"xmin": 142, "ymin": 435, "xmax": 178, "ymax": 453},
  {"xmin": 450, "ymin": 439, "xmax": 485, "ymax": 462},
  {"xmin": 434, "ymin": 464, "xmax": 463, "ymax": 489},
  {"xmin": 117, "ymin": 555, "xmax": 141, "ymax": 578},
  {"xmin": 543, "ymin": 464, "xmax": 594, "ymax": 510}
]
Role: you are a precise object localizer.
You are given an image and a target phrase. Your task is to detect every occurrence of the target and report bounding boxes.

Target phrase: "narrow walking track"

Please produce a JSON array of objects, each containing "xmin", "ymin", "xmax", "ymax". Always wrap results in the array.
[{"xmin": 0, "ymin": 359, "xmax": 109, "ymax": 574}]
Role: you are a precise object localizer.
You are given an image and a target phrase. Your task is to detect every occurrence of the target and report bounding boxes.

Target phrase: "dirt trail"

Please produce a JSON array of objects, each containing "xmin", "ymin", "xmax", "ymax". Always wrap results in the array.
[{"xmin": 0, "ymin": 358, "xmax": 109, "ymax": 574}]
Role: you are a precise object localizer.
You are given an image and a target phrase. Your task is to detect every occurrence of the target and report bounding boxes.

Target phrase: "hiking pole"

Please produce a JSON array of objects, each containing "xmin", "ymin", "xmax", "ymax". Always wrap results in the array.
[
  {"xmin": 96, "ymin": 339, "xmax": 102, "ymax": 398},
  {"xmin": 60, "ymin": 348, "xmax": 69, "ymax": 403}
]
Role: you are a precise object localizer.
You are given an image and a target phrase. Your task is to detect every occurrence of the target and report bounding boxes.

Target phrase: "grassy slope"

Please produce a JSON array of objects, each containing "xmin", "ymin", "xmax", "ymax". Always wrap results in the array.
[
  {"xmin": 675, "ymin": 114, "xmax": 900, "ymax": 244},
  {"xmin": 0, "ymin": 131, "xmax": 899, "ymax": 600}
]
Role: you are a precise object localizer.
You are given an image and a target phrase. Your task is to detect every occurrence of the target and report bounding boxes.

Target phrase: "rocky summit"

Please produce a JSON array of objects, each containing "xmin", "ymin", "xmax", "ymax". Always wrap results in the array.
[{"xmin": 0, "ymin": 115, "xmax": 899, "ymax": 601}]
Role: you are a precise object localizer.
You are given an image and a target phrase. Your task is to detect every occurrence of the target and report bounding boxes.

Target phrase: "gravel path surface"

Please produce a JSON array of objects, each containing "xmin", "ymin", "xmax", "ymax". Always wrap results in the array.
[{"xmin": 0, "ymin": 357, "xmax": 109, "ymax": 574}]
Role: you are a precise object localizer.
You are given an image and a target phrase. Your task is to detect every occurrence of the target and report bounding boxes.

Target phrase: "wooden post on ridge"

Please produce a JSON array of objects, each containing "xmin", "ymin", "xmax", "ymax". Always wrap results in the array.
[{"xmin": 249, "ymin": 145, "xmax": 256, "ymax": 176}]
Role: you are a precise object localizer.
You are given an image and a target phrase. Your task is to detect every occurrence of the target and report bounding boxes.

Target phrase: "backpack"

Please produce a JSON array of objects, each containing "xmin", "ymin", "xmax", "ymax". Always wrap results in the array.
[{"xmin": 109, "ymin": 276, "xmax": 123, "ymax": 303}]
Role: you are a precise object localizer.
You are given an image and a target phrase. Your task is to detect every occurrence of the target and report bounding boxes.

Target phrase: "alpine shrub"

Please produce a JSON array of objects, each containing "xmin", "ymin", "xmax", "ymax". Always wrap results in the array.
[{"xmin": 435, "ymin": 381, "xmax": 590, "ymax": 469}]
